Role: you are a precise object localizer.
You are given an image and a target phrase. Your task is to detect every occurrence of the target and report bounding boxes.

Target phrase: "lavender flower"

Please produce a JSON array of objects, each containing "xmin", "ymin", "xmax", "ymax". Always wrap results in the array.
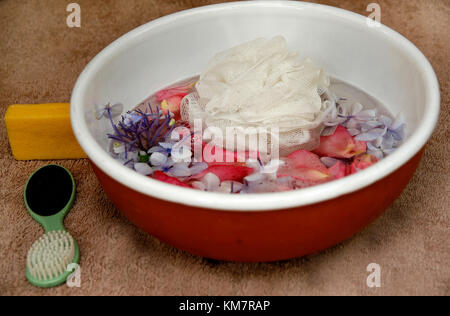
[
  {"xmin": 240, "ymin": 158, "xmax": 294, "ymax": 193},
  {"xmin": 105, "ymin": 104, "xmax": 177, "ymax": 154},
  {"xmin": 152, "ymin": 138, "xmax": 192, "ymax": 163},
  {"xmin": 321, "ymin": 96, "xmax": 406, "ymax": 160},
  {"xmin": 148, "ymin": 150, "xmax": 207, "ymax": 177},
  {"xmin": 244, "ymin": 158, "xmax": 284, "ymax": 182},
  {"xmin": 360, "ymin": 114, "xmax": 406, "ymax": 159},
  {"xmin": 322, "ymin": 100, "xmax": 377, "ymax": 136}
]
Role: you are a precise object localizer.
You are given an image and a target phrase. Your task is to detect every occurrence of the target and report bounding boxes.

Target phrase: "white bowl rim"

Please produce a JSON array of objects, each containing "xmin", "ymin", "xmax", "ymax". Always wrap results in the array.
[{"xmin": 71, "ymin": 0, "xmax": 440, "ymax": 212}]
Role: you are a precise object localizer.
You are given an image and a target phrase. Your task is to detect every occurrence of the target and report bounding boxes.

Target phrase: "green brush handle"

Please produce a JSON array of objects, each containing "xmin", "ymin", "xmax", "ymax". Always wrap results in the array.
[{"xmin": 26, "ymin": 209, "xmax": 67, "ymax": 232}]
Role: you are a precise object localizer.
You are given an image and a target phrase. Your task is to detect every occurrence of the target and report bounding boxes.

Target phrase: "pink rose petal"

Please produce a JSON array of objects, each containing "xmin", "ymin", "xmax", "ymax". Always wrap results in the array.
[
  {"xmin": 192, "ymin": 164, "xmax": 254, "ymax": 182},
  {"xmin": 349, "ymin": 153, "xmax": 378, "ymax": 174},
  {"xmin": 328, "ymin": 161, "xmax": 348, "ymax": 180},
  {"xmin": 161, "ymin": 95, "xmax": 183, "ymax": 119},
  {"xmin": 313, "ymin": 125, "xmax": 367, "ymax": 159},
  {"xmin": 287, "ymin": 150, "xmax": 329, "ymax": 173},
  {"xmin": 278, "ymin": 150, "xmax": 330, "ymax": 181},
  {"xmin": 203, "ymin": 145, "xmax": 259, "ymax": 164},
  {"xmin": 354, "ymin": 139, "xmax": 367, "ymax": 155},
  {"xmin": 152, "ymin": 171, "xmax": 191, "ymax": 188},
  {"xmin": 156, "ymin": 83, "xmax": 193, "ymax": 102}
]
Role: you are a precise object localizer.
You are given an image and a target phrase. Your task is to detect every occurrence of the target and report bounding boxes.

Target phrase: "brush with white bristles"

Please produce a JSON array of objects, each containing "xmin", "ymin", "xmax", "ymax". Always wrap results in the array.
[{"xmin": 26, "ymin": 231, "xmax": 76, "ymax": 283}]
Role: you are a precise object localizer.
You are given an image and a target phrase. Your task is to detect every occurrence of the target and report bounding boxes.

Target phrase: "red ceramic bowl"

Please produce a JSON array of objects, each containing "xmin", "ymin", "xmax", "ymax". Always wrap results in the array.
[{"xmin": 71, "ymin": 2, "xmax": 440, "ymax": 262}]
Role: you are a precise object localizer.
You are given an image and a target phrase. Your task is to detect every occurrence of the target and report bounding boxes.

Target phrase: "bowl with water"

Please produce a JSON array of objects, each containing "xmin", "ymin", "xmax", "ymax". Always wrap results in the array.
[{"xmin": 71, "ymin": 1, "xmax": 440, "ymax": 261}]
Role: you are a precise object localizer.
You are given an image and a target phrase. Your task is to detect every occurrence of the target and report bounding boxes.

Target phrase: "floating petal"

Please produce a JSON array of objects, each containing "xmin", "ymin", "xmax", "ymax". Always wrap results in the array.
[
  {"xmin": 152, "ymin": 171, "xmax": 191, "ymax": 188},
  {"xmin": 279, "ymin": 150, "xmax": 330, "ymax": 181},
  {"xmin": 328, "ymin": 161, "xmax": 348, "ymax": 179},
  {"xmin": 169, "ymin": 163, "xmax": 192, "ymax": 177},
  {"xmin": 192, "ymin": 164, "xmax": 254, "ymax": 182},
  {"xmin": 202, "ymin": 172, "xmax": 221, "ymax": 191},
  {"xmin": 354, "ymin": 109, "xmax": 377, "ymax": 121},
  {"xmin": 313, "ymin": 126, "xmax": 365, "ymax": 159},
  {"xmin": 134, "ymin": 163, "xmax": 153, "ymax": 175},
  {"xmin": 150, "ymin": 152, "xmax": 168, "ymax": 166},
  {"xmin": 354, "ymin": 128, "xmax": 386, "ymax": 141},
  {"xmin": 189, "ymin": 162, "xmax": 209, "ymax": 176},
  {"xmin": 171, "ymin": 145, "xmax": 192, "ymax": 163},
  {"xmin": 203, "ymin": 145, "xmax": 258, "ymax": 163},
  {"xmin": 156, "ymin": 82, "xmax": 194, "ymax": 102},
  {"xmin": 148, "ymin": 146, "xmax": 166, "ymax": 154},
  {"xmin": 349, "ymin": 153, "xmax": 378, "ymax": 174},
  {"xmin": 219, "ymin": 181, "xmax": 244, "ymax": 193},
  {"xmin": 161, "ymin": 95, "xmax": 183, "ymax": 119}
]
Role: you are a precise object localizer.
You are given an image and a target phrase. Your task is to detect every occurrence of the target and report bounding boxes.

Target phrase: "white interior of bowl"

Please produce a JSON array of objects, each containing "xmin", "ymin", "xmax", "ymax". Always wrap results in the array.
[{"xmin": 71, "ymin": 1, "xmax": 440, "ymax": 211}]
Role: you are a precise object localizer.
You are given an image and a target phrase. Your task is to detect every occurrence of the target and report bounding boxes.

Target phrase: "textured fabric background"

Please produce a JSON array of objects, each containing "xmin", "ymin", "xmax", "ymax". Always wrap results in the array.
[{"xmin": 0, "ymin": 0, "xmax": 448, "ymax": 296}]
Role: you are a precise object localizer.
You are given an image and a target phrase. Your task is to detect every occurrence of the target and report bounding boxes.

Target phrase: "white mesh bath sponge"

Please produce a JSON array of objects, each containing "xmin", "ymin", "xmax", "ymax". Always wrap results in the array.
[{"xmin": 181, "ymin": 36, "xmax": 330, "ymax": 156}]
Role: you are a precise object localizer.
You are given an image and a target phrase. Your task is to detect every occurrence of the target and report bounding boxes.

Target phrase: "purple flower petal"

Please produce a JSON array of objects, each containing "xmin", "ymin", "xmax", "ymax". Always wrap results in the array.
[
  {"xmin": 355, "ymin": 128, "xmax": 386, "ymax": 141},
  {"xmin": 391, "ymin": 113, "xmax": 405, "ymax": 131},
  {"xmin": 150, "ymin": 152, "xmax": 168, "ymax": 166},
  {"xmin": 96, "ymin": 103, "xmax": 123, "ymax": 120},
  {"xmin": 390, "ymin": 127, "xmax": 405, "ymax": 141},
  {"xmin": 203, "ymin": 172, "xmax": 221, "ymax": 191},
  {"xmin": 354, "ymin": 109, "xmax": 377, "ymax": 121},
  {"xmin": 230, "ymin": 181, "xmax": 243, "ymax": 193},
  {"xmin": 277, "ymin": 176, "xmax": 294, "ymax": 187},
  {"xmin": 134, "ymin": 163, "xmax": 153, "ymax": 175},
  {"xmin": 244, "ymin": 172, "xmax": 265, "ymax": 183},
  {"xmin": 219, "ymin": 181, "xmax": 243, "ymax": 193},
  {"xmin": 165, "ymin": 157, "xmax": 176, "ymax": 168},
  {"xmin": 367, "ymin": 149, "xmax": 384, "ymax": 160},
  {"xmin": 367, "ymin": 142, "xmax": 379, "ymax": 151},
  {"xmin": 347, "ymin": 128, "xmax": 361, "ymax": 136},
  {"xmin": 118, "ymin": 151, "xmax": 138, "ymax": 161},
  {"xmin": 118, "ymin": 159, "xmax": 135, "ymax": 169},
  {"xmin": 380, "ymin": 115, "xmax": 393, "ymax": 127},
  {"xmin": 381, "ymin": 133, "xmax": 394, "ymax": 150},
  {"xmin": 345, "ymin": 118, "xmax": 360, "ymax": 130},
  {"xmin": 123, "ymin": 113, "xmax": 142, "ymax": 125},
  {"xmin": 371, "ymin": 137, "xmax": 383, "ymax": 148},
  {"xmin": 245, "ymin": 159, "xmax": 262, "ymax": 171},
  {"xmin": 383, "ymin": 148, "xmax": 396, "ymax": 155},
  {"xmin": 350, "ymin": 102, "xmax": 363, "ymax": 115},
  {"xmin": 262, "ymin": 160, "xmax": 284, "ymax": 174},
  {"xmin": 189, "ymin": 162, "xmax": 208, "ymax": 175},
  {"xmin": 171, "ymin": 145, "xmax": 192, "ymax": 163},
  {"xmin": 360, "ymin": 120, "xmax": 381, "ymax": 132},
  {"xmin": 169, "ymin": 163, "xmax": 191, "ymax": 177}
]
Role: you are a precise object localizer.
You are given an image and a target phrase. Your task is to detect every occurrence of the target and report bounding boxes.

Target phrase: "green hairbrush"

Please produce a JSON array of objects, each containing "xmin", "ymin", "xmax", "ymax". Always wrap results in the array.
[{"xmin": 24, "ymin": 164, "xmax": 80, "ymax": 288}]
